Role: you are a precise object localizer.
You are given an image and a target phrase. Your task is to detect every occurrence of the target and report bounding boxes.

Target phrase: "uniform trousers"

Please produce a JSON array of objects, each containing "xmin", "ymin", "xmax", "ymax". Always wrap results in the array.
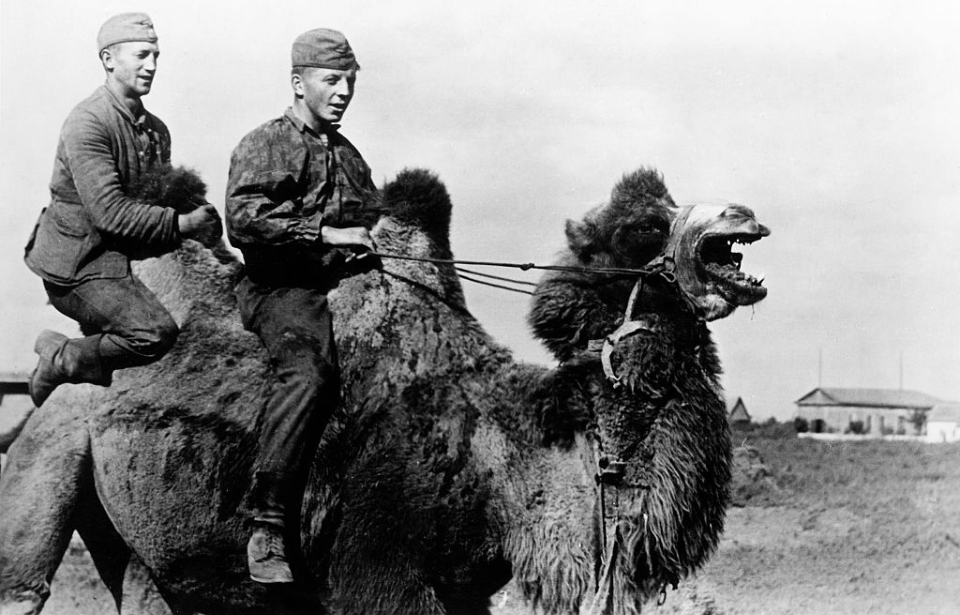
[
  {"xmin": 43, "ymin": 273, "xmax": 179, "ymax": 384},
  {"xmin": 236, "ymin": 276, "xmax": 340, "ymax": 527}
]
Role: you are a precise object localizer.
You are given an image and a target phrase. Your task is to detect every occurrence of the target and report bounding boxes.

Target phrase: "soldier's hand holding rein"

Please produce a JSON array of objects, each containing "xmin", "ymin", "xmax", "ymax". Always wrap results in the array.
[{"xmin": 321, "ymin": 225, "xmax": 376, "ymax": 260}]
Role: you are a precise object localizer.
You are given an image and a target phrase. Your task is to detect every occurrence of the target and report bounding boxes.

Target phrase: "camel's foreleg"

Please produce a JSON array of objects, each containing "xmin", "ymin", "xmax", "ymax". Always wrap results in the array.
[
  {"xmin": 74, "ymin": 475, "xmax": 132, "ymax": 611},
  {"xmin": 119, "ymin": 555, "xmax": 179, "ymax": 615},
  {"xmin": 77, "ymin": 496, "xmax": 182, "ymax": 615}
]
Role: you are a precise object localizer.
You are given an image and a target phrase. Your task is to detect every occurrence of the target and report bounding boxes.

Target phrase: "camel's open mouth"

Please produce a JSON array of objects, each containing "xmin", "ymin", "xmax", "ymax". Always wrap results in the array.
[{"xmin": 697, "ymin": 229, "xmax": 767, "ymax": 306}]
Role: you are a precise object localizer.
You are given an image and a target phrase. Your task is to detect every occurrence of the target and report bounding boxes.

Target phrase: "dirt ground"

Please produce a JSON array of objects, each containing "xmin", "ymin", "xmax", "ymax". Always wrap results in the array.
[{"xmin": 22, "ymin": 436, "xmax": 960, "ymax": 615}]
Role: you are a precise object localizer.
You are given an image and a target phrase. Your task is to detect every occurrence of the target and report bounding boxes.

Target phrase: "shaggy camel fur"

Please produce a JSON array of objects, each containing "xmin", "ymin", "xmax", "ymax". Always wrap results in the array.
[
  {"xmin": 529, "ymin": 168, "xmax": 677, "ymax": 361},
  {"xmin": 0, "ymin": 166, "xmax": 768, "ymax": 615}
]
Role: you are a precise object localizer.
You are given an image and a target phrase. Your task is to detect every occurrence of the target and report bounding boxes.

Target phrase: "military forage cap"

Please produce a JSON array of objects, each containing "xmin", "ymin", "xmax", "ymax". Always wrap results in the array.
[
  {"xmin": 97, "ymin": 12, "xmax": 158, "ymax": 53},
  {"xmin": 292, "ymin": 28, "xmax": 359, "ymax": 70}
]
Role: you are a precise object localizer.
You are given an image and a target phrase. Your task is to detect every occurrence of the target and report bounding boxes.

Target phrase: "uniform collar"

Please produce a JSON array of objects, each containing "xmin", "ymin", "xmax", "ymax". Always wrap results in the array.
[
  {"xmin": 283, "ymin": 107, "xmax": 339, "ymax": 138},
  {"xmin": 99, "ymin": 85, "xmax": 148, "ymax": 128}
]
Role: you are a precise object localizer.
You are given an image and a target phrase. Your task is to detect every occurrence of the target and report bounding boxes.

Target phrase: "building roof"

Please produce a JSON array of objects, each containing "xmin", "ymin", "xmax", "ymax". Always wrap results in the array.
[
  {"xmin": 928, "ymin": 404, "xmax": 960, "ymax": 423},
  {"xmin": 727, "ymin": 396, "xmax": 751, "ymax": 422},
  {"xmin": 795, "ymin": 387, "xmax": 944, "ymax": 410}
]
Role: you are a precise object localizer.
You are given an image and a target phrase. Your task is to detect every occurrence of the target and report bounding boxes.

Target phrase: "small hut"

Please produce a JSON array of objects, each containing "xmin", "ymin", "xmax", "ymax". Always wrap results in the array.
[{"xmin": 727, "ymin": 396, "xmax": 751, "ymax": 424}]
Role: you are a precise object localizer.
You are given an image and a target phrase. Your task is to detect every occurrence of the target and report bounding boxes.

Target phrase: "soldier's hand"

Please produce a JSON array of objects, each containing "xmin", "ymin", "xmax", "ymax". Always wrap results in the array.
[
  {"xmin": 178, "ymin": 204, "xmax": 223, "ymax": 247},
  {"xmin": 321, "ymin": 226, "xmax": 376, "ymax": 255}
]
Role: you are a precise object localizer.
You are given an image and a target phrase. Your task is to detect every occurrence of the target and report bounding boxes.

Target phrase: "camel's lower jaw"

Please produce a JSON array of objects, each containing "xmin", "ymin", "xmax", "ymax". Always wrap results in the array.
[
  {"xmin": 686, "ymin": 293, "xmax": 737, "ymax": 322},
  {"xmin": 687, "ymin": 279, "xmax": 767, "ymax": 320},
  {"xmin": 701, "ymin": 260, "xmax": 766, "ymax": 299}
]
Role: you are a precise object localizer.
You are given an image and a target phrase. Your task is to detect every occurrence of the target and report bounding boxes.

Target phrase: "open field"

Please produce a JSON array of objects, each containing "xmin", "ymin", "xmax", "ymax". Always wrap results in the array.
[
  {"xmin": 676, "ymin": 432, "xmax": 960, "ymax": 615},
  {"xmin": 27, "ymin": 432, "xmax": 960, "ymax": 614}
]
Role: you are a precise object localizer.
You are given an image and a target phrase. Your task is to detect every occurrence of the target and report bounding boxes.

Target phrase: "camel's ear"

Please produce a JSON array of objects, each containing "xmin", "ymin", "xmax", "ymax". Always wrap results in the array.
[{"xmin": 565, "ymin": 218, "xmax": 597, "ymax": 260}]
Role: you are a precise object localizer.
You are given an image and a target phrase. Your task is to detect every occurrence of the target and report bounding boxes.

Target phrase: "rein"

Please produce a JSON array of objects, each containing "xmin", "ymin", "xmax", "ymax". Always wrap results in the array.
[
  {"xmin": 454, "ymin": 267, "xmax": 536, "ymax": 296},
  {"xmin": 370, "ymin": 250, "xmax": 667, "ymax": 297},
  {"xmin": 369, "ymin": 250, "xmax": 667, "ymax": 277},
  {"xmin": 369, "ymin": 250, "xmax": 682, "ymax": 299}
]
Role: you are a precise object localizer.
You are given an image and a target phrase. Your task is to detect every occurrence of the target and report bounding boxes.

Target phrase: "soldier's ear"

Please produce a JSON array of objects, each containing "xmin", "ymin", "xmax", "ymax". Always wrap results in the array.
[
  {"xmin": 100, "ymin": 47, "xmax": 115, "ymax": 72},
  {"xmin": 291, "ymin": 72, "xmax": 304, "ymax": 97}
]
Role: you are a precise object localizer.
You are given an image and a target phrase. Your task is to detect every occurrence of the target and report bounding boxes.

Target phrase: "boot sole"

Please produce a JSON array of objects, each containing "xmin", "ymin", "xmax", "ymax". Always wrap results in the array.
[{"xmin": 249, "ymin": 569, "xmax": 294, "ymax": 584}]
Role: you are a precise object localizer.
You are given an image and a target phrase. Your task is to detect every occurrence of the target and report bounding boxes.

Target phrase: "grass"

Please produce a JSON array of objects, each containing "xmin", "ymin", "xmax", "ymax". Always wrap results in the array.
[{"xmin": 677, "ymin": 429, "xmax": 960, "ymax": 615}]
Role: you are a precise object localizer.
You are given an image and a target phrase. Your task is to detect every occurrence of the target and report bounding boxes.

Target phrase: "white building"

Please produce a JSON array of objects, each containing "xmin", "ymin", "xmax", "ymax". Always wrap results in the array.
[
  {"xmin": 926, "ymin": 404, "xmax": 960, "ymax": 443},
  {"xmin": 795, "ymin": 387, "xmax": 942, "ymax": 436}
]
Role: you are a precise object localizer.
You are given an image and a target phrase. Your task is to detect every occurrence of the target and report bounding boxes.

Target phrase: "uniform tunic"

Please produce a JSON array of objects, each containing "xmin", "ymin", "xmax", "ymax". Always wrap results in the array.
[
  {"xmin": 226, "ymin": 107, "xmax": 378, "ymax": 287},
  {"xmin": 25, "ymin": 85, "xmax": 178, "ymax": 285},
  {"xmin": 22, "ymin": 85, "xmax": 181, "ymax": 380}
]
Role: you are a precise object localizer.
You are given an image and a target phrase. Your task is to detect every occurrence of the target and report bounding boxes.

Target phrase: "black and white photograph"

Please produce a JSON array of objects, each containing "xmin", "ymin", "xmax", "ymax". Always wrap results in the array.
[{"xmin": 1, "ymin": 1, "xmax": 959, "ymax": 614}]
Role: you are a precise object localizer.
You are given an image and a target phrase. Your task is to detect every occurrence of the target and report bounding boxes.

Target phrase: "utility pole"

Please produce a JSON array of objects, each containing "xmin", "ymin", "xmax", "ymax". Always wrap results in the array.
[
  {"xmin": 818, "ymin": 348, "xmax": 822, "ymax": 388},
  {"xmin": 899, "ymin": 352, "xmax": 904, "ymax": 390}
]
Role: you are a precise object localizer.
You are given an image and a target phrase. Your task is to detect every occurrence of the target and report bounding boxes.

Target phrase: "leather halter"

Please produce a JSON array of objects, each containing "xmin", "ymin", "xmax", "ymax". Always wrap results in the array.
[
  {"xmin": 588, "ymin": 255, "xmax": 686, "ymax": 614},
  {"xmin": 599, "ymin": 256, "xmax": 677, "ymax": 387}
]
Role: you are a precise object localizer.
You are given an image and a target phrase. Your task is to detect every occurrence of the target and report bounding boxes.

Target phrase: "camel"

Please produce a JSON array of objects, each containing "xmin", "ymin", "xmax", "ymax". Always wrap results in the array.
[{"xmin": 0, "ymin": 166, "xmax": 769, "ymax": 615}]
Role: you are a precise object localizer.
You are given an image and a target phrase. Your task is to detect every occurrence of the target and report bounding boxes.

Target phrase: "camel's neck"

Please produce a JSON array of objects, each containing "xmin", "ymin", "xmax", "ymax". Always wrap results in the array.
[
  {"xmin": 484, "ymin": 309, "xmax": 727, "ymax": 612},
  {"xmin": 502, "ymin": 432, "xmax": 598, "ymax": 614}
]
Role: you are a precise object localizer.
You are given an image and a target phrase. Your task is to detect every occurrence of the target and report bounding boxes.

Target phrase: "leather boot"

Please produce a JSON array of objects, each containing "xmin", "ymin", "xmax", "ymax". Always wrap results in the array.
[
  {"xmin": 30, "ymin": 330, "xmax": 70, "ymax": 407},
  {"xmin": 247, "ymin": 521, "xmax": 293, "ymax": 583},
  {"xmin": 30, "ymin": 330, "xmax": 112, "ymax": 407},
  {"xmin": 59, "ymin": 334, "xmax": 113, "ymax": 387},
  {"xmin": 245, "ymin": 471, "xmax": 294, "ymax": 583}
]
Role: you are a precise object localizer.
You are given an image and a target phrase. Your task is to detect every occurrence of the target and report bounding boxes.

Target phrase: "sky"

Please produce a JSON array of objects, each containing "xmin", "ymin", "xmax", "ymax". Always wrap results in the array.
[{"xmin": 1, "ymin": 0, "xmax": 959, "ymax": 420}]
